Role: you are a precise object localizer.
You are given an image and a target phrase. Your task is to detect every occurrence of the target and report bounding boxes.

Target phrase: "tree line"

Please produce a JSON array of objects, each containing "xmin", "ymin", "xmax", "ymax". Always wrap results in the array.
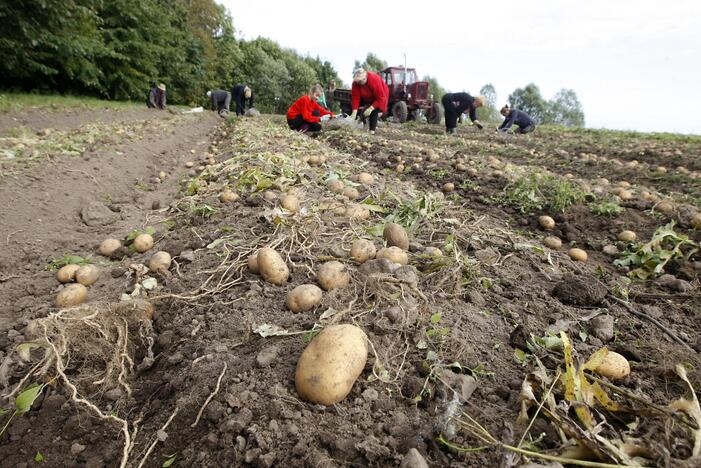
[{"xmin": 0, "ymin": 1, "xmax": 584, "ymax": 125}]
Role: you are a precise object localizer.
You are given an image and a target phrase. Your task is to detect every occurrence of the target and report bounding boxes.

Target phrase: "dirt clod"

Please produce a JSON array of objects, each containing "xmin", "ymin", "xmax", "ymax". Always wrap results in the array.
[{"xmin": 552, "ymin": 274, "xmax": 607, "ymax": 306}]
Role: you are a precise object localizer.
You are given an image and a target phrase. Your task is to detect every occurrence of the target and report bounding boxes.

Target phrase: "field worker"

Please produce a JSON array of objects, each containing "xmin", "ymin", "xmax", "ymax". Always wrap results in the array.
[
  {"xmin": 315, "ymin": 82, "xmax": 329, "ymax": 110},
  {"xmin": 497, "ymin": 105, "xmax": 536, "ymax": 134},
  {"xmin": 286, "ymin": 84, "xmax": 335, "ymax": 133},
  {"xmin": 349, "ymin": 67, "xmax": 388, "ymax": 134},
  {"xmin": 147, "ymin": 83, "xmax": 166, "ymax": 110},
  {"xmin": 206, "ymin": 89, "xmax": 232, "ymax": 116},
  {"xmin": 231, "ymin": 85, "xmax": 254, "ymax": 116},
  {"xmin": 326, "ymin": 79, "xmax": 337, "ymax": 112},
  {"xmin": 442, "ymin": 92, "xmax": 485, "ymax": 134}
]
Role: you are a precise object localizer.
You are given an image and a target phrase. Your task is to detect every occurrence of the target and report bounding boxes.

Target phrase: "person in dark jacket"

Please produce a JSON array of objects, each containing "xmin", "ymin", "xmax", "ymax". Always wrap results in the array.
[
  {"xmin": 147, "ymin": 83, "xmax": 166, "ymax": 110},
  {"xmin": 498, "ymin": 105, "xmax": 535, "ymax": 134},
  {"xmin": 349, "ymin": 68, "xmax": 389, "ymax": 134},
  {"xmin": 325, "ymin": 79, "xmax": 337, "ymax": 113},
  {"xmin": 441, "ymin": 92, "xmax": 484, "ymax": 134},
  {"xmin": 286, "ymin": 84, "xmax": 334, "ymax": 133},
  {"xmin": 231, "ymin": 85, "xmax": 254, "ymax": 116},
  {"xmin": 207, "ymin": 89, "xmax": 231, "ymax": 116}
]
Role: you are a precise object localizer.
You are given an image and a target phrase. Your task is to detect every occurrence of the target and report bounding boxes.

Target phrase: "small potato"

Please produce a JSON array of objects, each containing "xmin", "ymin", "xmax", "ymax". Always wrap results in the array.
[
  {"xmin": 344, "ymin": 204, "xmax": 370, "ymax": 220},
  {"xmin": 568, "ymin": 248, "xmax": 588, "ymax": 262},
  {"xmin": 308, "ymin": 155, "xmax": 321, "ymax": 165},
  {"xmin": 538, "ymin": 215, "xmax": 556, "ymax": 230},
  {"xmin": 543, "ymin": 236, "xmax": 562, "ymax": 249},
  {"xmin": 317, "ymin": 261, "xmax": 350, "ymax": 291},
  {"xmin": 357, "ymin": 172, "xmax": 373, "ymax": 185},
  {"xmin": 655, "ymin": 201, "xmax": 675, "ymax": 215},
  {"xmin": 281, "ymin": 194, "xmax": 300, "ymax": 212},
  {"xmin": 395, "ymin": 164, "xmax": 405, "ymax": 173},
  {"xmin": 691, "ymin": 213, "xmax": 701, "ymax": 229},
  {"xmin": 442, "ymin": 182, "xmax": 455, "ymax": 193},
  {"xmin": 185, "ymin": 161, "xmax": 194, "ymax": 168},
  {"xmin": 343, "ymin": 187, "xmax": 360, "ymax": 200},
  {"xmin": 327, "ymin": 179, "xmax": 344, "ymax": 194},
  {"xmin": 351, "ymin": 239, "xmax": 376, "ymax": 263},
  {"xmin": 286, "ymin": 284, "xmax": 323, "ymax": 312},
  {"xmin": 133, "ymin": 234, "xmax": 154, "ymax": 253},
  {"xmin": 149, "ymin": 251, "xmax": 172, "ymax": 273},
  {"xmin": 617, "ymin": 189, "xmax": 633, "ymax": 201},
  {"xmin": 376, "ymin": 246, "xmax": 408, "ymax": 265},
  {"xmin": 99, "ymin": 238, "xmax": 122, "ymax": 257},
  {"xmin": 56, "ymin": 283, "xmax": 88, "ymax": 308},
  {"xmin": 383, "ymin": 223, "xmax": 409, "ymax": 251},
  {"xmin": 248, "ymin": 252, "xmax": 259, "ymax": 273},
  {"xmin": 617, "ymin": 181, "xmax": 631, "ymax": 189},
  {"xmin": 593, "ymin": 351, "xmax": 630, "ymax": 381},
  {"xmin": 257, "ymin": 248, "xmax": 289, "ymax": 285},
  {"xmin": 423, "ymin": 247, "xmax": 443, "ymax": 257},
  {"xmin": 263, "ymin": 190, "xmax": 278, "ymax": 202},
  {"xmin": 57, "ymin": 264, "xmax": 80, "ymax": 283},
  {"xmin": 75, "ymin": 264, "xmax": 100, "ymax": 286},
  {"xmin": 295, "ymin": 324, "xmax": 368, "ymax": 405},
  {"xmin": 618, "ymin": 230, "xmax": 636, "ymax": 242},
  {"xmin": 219, "ymin": 189, "xmax": 239, "ymax": 203}
]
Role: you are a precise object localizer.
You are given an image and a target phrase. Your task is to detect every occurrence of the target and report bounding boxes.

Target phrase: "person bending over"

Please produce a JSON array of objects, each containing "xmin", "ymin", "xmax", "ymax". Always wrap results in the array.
[
  {"xmin": 349, "ymin": 68, "xmax": 388, "ymax": 134},
  {"xmin": 441, "ymin": 92, "xmax": 485, "ymax": 134},
  {"xmin": 147, "ymin": 83, "xmax": 167, "ymax": 110},
  {"xmin": 231, "ymin": 85, "xmax": 254, "ymax": 116},
  {"xmin": 498, "ymin": 105, "xmax": 535, "ymax": 134},
  {"xmin": 206, "ymin": 89, "xmax": 232, "ymax": 116},
  {"xmin": 286, "ymin": 84, "xmax": 335, "ymax": 133}
]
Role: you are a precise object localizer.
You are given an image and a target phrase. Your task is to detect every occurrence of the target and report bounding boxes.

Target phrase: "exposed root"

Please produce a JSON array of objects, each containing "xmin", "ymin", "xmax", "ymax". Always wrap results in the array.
[{"xmin": 191, "ymin": 362, "xmax": 228, "ymax": 428}]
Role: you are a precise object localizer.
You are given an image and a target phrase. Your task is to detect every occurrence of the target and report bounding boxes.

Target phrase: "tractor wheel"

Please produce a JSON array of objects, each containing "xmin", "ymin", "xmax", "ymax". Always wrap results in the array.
[
  {"xmin": 428, "ymin": 102, "xmax": 444, "ymax": 124},
  {"xmin": 392, "ymin": 101, "xmax": 408, "ymax": 123}
]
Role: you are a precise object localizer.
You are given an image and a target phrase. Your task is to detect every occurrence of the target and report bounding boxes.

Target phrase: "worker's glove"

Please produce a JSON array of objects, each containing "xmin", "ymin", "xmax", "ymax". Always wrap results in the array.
[
  {"xmin": 320, "ymin": 114, "xmax": 331, "ymax": 122},
  {"xmin": 349, "ymin": 110, "xmax": 358, "ymax": 120},
  {"xmin": 474, "ymin": 120, "xmax": 484, "ymax": 130},
  {"xmin": 363, "ymin": 106, "xmax": 374, "ymax": 117}
]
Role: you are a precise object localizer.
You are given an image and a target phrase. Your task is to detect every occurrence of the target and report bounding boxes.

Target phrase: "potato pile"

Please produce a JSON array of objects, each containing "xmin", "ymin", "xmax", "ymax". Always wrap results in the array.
[{"xmin": 55, "ymin": 263, "xmax": 101, "ymax": 308}]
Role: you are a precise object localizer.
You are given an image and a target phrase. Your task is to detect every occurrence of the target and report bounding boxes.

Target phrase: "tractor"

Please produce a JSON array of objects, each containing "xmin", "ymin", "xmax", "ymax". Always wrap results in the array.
[{"xmin": 334, "ymin": 66, "xmax": 443, "ymax": 124}]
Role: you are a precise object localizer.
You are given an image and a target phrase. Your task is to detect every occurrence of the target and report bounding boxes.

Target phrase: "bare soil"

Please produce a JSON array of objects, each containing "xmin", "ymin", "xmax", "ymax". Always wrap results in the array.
[{"xmin": 0, "ymin": 113, "xmax": 700, "ymax": 468}]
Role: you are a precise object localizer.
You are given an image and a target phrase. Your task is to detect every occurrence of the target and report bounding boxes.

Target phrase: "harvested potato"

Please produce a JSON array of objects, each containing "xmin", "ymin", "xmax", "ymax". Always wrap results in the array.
[
  {"xmin": 593, "ymin": 350, "xmax": 630, "ymax": 381},
  {"xmin": 263, "ymin": 190, "xmax": 278, "ymax": 202},
  {"xmin": 286, "ymin": 284, "xmax": 323, "ymax": 312},
  {"xmin": 295, "ymin": 324, "xmax": 368, "ymax": 405},
  {"xmin": 219, "ymin": 189, "xmax": 239, "ymax": 203},
  {"xmin": 383, "ymin": 223, "xmax": 409, "ymax": 250},
  {"xmin": 395, "ymin": 164, "xmax": 405, "ymax": 173},
  {"xmin": 317, "ymin": 261, "xmax": 350, "ymax": 290},
  {"xmin": 308, "ymin": 155, "xmax": 321, "ymax": 165},
  {"xmin": 617, "ymin": 189, "xmax": 633, "ymax": 201},
  {"xmin": 99, "ymin": 238, "xmax": 122, "ymax": 257},
  {"xmin": 57, "ymin": 264, "xmax": 80, "ymax": 283},
  {"xmin": 538, "ymin": 216, "xmax": 556, "ymax": 230},
  {"xmin": 56, "ymin": 283, "xmax": 88, "ymax": 308},
  {"xmin": 133, "ymin": 233, "xmax": 154, "ymax": 253},
  {"xmin": 75, "ymin": 264, "xmax": 100, "ymax": 286},
  {"xmin": 618, "ymin": 230, "xmax": 636, "ymax": 242},
  {"xmin": 327, "ymin": 179, "xmax": 344, "ymax": 194},
  {"xmin": 691, "ymin": 213, "xmax": 701, "ymax": 229},
  {"xmin": 543, "ymin": 236, "xmax": 562, "ymax": 249},
  {"xmin": 376, "ymin": 246, "xmax": 408, "ymax": 265},
  {"xmin": 568, "ymin": 248, "xmax": 588, "ymax": 262},
  {"xmin": 256, "ymin": 248, "xmax": 289, "ymax": 285},
  {"xmin": 149, "ymin": 251, "xmax": 172, "ymax": 273},
  {"xmin": 617, "ymin": 181, "xmax": 631, "ymax": 189},
  {"xmin": 248, "ymin": 252, "xmax": 259, "ymax": 273},
  {"xmin": 281, "ymin": 194, "xmax": 300, "ymax": 212},
  {"xmin": 442, "ymin": 182, "xmax": 455, "ymax": 192},
  {"xmin": 424, "ymin": 247, "xmax": 443, "ymax": 257},
  {"xmin": 357, "ymin": 172, "xmax": 373, "ymax": 185},
  {"xmin": 350, "ymin": 239, "xmax": 376, "ymax": 263},
  {"xmin": 185, "ymin": 161, "xmax": 194, "ymax": 168},
  {"xmin": 343, "ymin": 187, "xmax": 359, "ymax": 200},
  {"xmin": 655, "ymin": 201, "xmax": 675, "ymax": 215},
  {"xmin": 344, "ymin": 204, "xmax": 370, "ymax": 220}
]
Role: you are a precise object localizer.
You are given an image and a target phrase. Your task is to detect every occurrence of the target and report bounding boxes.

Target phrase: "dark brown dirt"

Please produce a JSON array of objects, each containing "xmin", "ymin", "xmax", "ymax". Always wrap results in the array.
[{"xmin": 0, "ymin": 113, "xmax": 700, "ymax": 468}]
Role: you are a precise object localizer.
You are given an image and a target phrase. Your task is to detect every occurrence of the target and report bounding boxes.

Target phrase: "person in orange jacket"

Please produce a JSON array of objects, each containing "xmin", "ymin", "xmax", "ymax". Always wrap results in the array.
[
  {"xmin": 349, "ymin": 68, "xmax": 388, "ymax": 134},
  {"xmin": 286, "ymin": 84, "xmax": 335, "ymax": 133}
]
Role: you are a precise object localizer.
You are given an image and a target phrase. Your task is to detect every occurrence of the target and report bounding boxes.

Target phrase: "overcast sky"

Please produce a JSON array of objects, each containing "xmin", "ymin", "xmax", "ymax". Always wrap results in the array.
[{"xmin": 220, "ymin": 0, "xmax": 701, "ymax": 134}]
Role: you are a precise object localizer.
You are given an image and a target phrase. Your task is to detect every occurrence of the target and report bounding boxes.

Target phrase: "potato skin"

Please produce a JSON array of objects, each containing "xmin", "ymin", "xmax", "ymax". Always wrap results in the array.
[
  {"xmin": 257, "ymin": 248, "xmax": 289, "ymax": 285},
  {"xmin": 344, "ymin": 204, "xmax": 370, "ymax": 220},
  {"xmin": 281, "ymin": 195, "xmax": 300, "ymax": 212},
  {"xmin": 248, "ymin": 252, "xmax": 259, "ymax": 273},
  {"xmin": 357, "ymin": 172, "xmax": 373, "ymax": 185},
  {"xmin": 149, "ymin": 251, "xmax": 172, "ymax": 273},
  {"xmin": 618, "ymin": 230, "xmax": 636, "ymax": 242},
  {"xmin": 99, "ymin": 238, "xmax": 122, "ymax": 257},
  {"xmin": 543, "ymin": 236, "xmax": 562, "ymax": 249},
  {"xmin": 219, "ymin": 189, "xmax": 239, "ymax": 203},
  {"xmin": 286, "ymin": 284, "xmax": 323, "ymax": 312},
  {"xmin": 376, "ymin": 246, "xmax": 408, "ymax": 265},
  {"xmin": 327, "ymin": 179, "xmax": 344, "ymax": 194},
  {"xmin": 538, "ymin": 216, "xmax": 556, "ymax": 230},
  {"xmin": 57, "ymin": 264, "xmax": 80, "ymax": 283},
  {"xmin": 383, "ymin": 223, "xmax": 409, "ymax": 250},
  {"xmin": 75, "ymin": 265, "xmax": 100, "ymax": 286},
  {"xmin": 133, "ymin": 234, "xmax": 154, "ymax": 253},
  {"xmin": 594, "ymin": 351, "xmax": 630, "ymax": 381},
  {"xmin": 342, "ymin": 187, "xmax": 359, "ymax": 200},
  {"xmin": 568, "ymin": 248, "xmax": 588, "ymax": 262},
  {"xmin": 56, "ymin": 283, "xmax": 88, "ymax": 308},
  {"xmin": 317, "ymin": 261, "xmax": 350, "ymax": 291},
  {"xmin": 295, "ymin": 324, "xmax": 368, "ymax": 405},
  {"xmin": 350, "ymin": 239, "xmax": 376, "ymax": 263}
]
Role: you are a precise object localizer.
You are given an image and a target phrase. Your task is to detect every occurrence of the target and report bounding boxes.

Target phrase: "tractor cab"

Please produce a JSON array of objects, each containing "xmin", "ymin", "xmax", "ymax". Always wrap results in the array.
[{"xmin": 382, "ymin": 67, "xmax": 419, "ymax": 99}]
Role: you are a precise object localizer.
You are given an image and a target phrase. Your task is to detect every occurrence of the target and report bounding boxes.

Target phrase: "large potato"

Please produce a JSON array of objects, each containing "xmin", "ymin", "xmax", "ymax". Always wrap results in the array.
[
  {"xmin": 538, "ymin": 216, "xmax": 555, "ymax": 230},
  {"xmin": 357, "ymin": 172, "xmax": 373, "ymax": 185},
  {"xmin": 75, "ymin": 264, "xmax": 100, "ymax": 286},
  {"xmin": 383, "ymin": 223, "xmax": 409, "ymax": 250},
  {"xmin": 149, "ymin": 251, "xmax": 172, "ymax": 273},
  {"xmin": 248, "ymin": 252, "xmax": 259, "ymax": 273},
  {"xmin": 133, "ymin": 233, "xmax": 154, "ymax": 253},
  {"xmin": 376, "ymin": 246, "xmax": 408, "ymax": 265},
  {"xmin": 593, "ymin": 351, "xmax": 630, "ymax": 381},
  {"xmin": 257, "ymin": 248, "xmax": 289, "ymax": 285},
  {"xmin": 317, "ymin": 261, "xmax": 350, "ymax": 290},
  {"xmin": 281, "ymin": 194, "xmax": 300, "ymax": 212},
  {"xmin": 286, "ymin": 284, "xmax": 323, "ymax": 312},
  {"xmin": 56, "ymin": 283, "xmax": 88, "ymax": 308},
  {"xmin": 57, "ymin": 264, "xmax": 80, "ymax": 283},
  {"xmin": 327, "ymin": 179, "xmax": 345, "ymax": 194},
  {"xmin": 295, "ymin": 324, "xmax": 368, "ymax": 405},
  {"xmin": 350, "ymin": 239, "xmax": 376, "ymax": 263},
  {"xmin": 99, "ymin": 238, "xmax": 122, "ymax": 257},
  {"xmin": 568, "ymin": 248, "xmax": 588, "ymax": 262}
]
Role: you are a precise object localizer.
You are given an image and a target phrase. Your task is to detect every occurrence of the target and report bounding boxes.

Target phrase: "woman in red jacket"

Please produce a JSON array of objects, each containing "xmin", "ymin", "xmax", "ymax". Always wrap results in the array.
[
  {"xmin": 287, "ymin": 84, "xmax": 334, "ymax": 133},
  {"xmin": 349, "ymin": 68, "xmax": 388, "ymax": 134}
]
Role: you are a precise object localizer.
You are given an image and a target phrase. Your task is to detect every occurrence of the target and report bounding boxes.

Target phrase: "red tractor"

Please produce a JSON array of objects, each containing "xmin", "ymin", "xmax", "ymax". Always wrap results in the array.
[{"xmin": 334, "ymin": 66, "xmax": 443, "ymax": 124}]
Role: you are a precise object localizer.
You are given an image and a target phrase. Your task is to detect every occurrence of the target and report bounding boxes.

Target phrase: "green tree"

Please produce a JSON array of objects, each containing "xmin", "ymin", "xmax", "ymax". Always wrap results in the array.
[
  {"xmin": 545, "ymin": 89, "xmax": 585, "ymax": 127},
  {"xmin": 423, "ymin": 75, "xmax": 446, "ymax": 102},
  {"xmin": 354, "ymin": 53, "xmax": 388, "ymax": 72},
  {"xmin": 508, "ymin": 83, "xmax": 548, "ymax": 124},
  {"xmin": 477, "ymin": 83, "xmax": 500, "ymax": 124}
]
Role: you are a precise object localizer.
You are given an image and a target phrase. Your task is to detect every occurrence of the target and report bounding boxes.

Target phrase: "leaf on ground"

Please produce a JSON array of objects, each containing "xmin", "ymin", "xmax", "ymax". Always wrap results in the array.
[
  {"xmin": 253, "ymin": 324, "xmax": 289, "ymax": 337},
  {"xmin": 15, "ymin": 384, "xmax": 45, "ymax": 414},
  {"xmin": 670, "ymin": 364, "xmax": 701, "ymax": 457}
]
